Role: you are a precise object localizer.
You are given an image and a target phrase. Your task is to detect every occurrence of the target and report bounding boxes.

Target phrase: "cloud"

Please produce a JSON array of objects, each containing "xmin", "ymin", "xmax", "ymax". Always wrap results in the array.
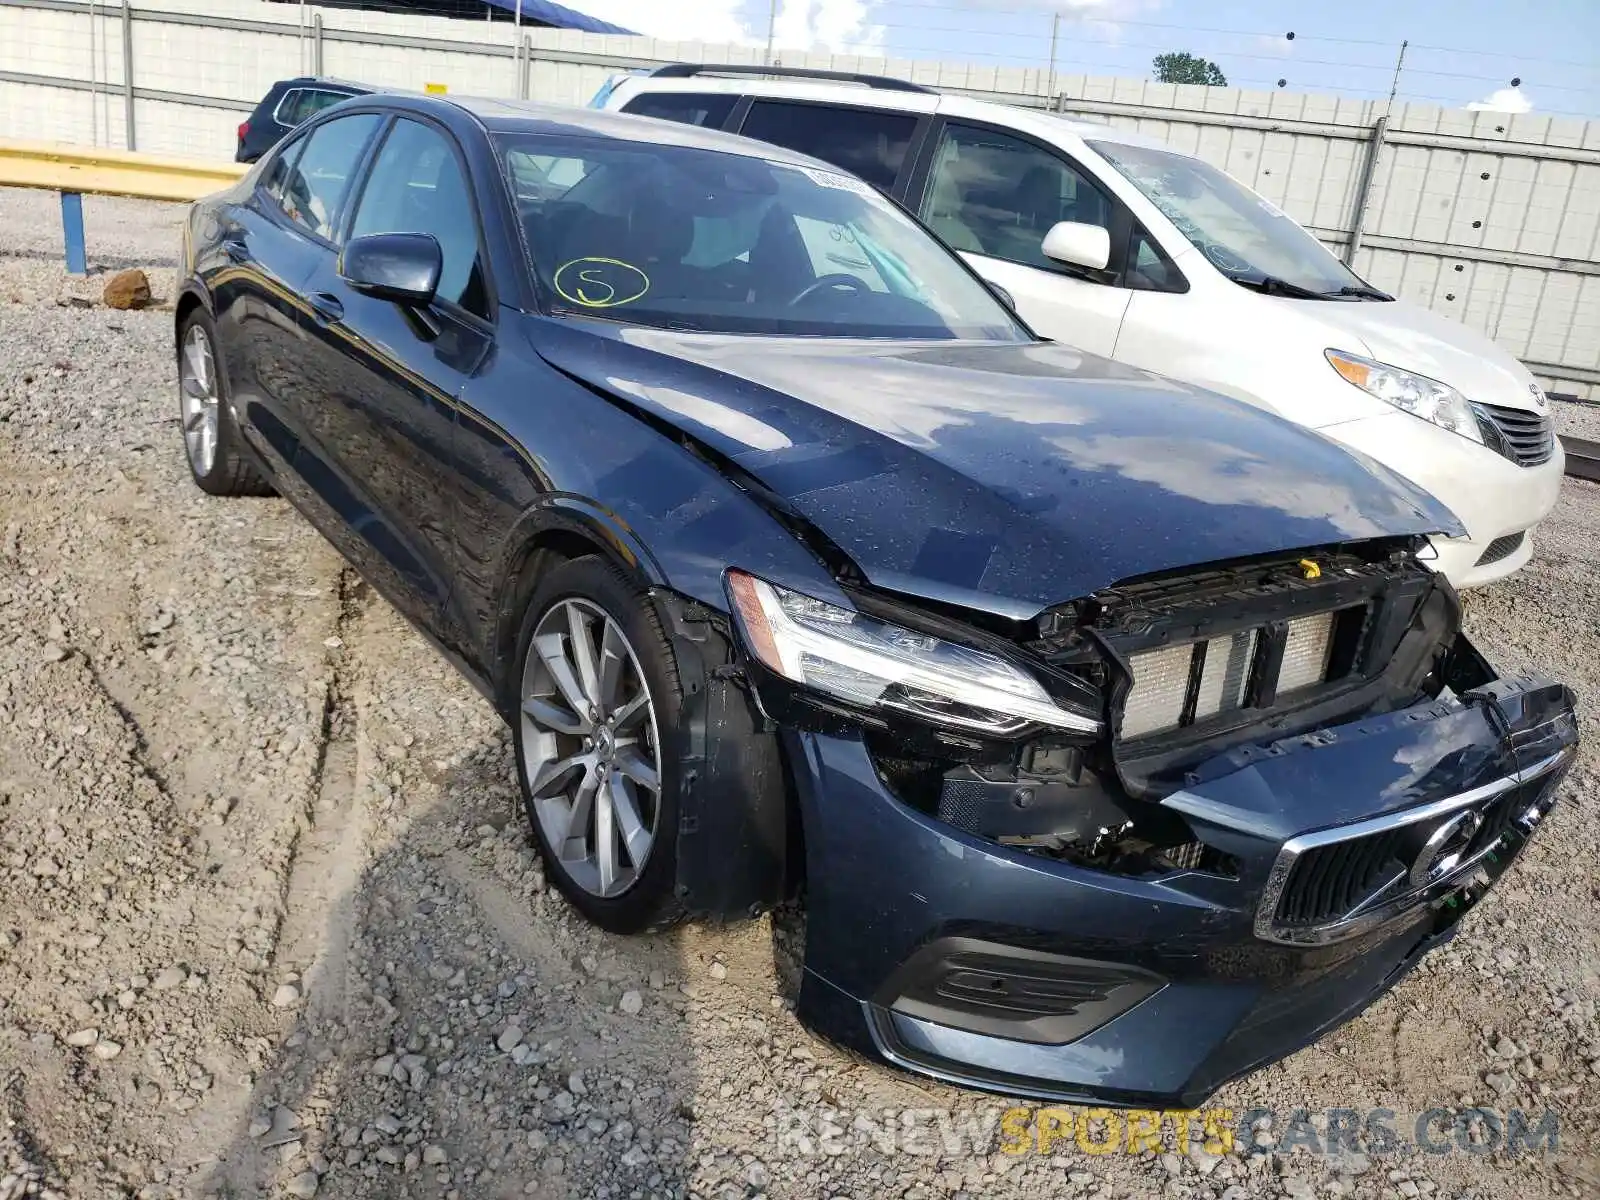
[
  {"xmin": 569, "ymin": 0, "xmax": 885, "ymax": 51},
  {"xmin": 1466, "ymin": 87, "xmax": 1532, "ymax": 113},
  {"xmin": 773, "ymin": 0, "xmax": 886, "ymax": 54}
]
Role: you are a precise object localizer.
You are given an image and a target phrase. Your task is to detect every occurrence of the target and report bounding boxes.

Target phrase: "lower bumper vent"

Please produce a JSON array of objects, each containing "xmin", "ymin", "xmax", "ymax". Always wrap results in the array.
[
  {"xmin": 1474, "ymin": 531, "xmax": 1526, "ymax": 567},
  {"xmin": 881, "ymin": 938, "xmax": 1165, "ymax": 1045}
]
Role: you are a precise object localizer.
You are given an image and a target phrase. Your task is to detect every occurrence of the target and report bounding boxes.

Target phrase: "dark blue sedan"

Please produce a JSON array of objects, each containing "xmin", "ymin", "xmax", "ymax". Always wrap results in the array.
[{"xmin": 174, "ymin": 94, "xmax": 1577, "ymax": 1106}]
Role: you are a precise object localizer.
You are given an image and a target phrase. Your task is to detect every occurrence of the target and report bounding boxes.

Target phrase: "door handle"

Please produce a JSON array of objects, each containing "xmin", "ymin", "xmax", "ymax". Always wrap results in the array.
[{"xmin": 309, "ymin": 292, "xmax": 344, "ymax": 325}]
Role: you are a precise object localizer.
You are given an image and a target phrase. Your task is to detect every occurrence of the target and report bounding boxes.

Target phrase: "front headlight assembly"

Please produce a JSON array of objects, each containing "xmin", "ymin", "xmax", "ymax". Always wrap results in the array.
[
  {"xmin": 725, "ymin": 571, "xmax": 1100, "ymax": 737},
  {"xmin": 1326, "ymin": 349, "xmax": 1482, "ymax": 443}
]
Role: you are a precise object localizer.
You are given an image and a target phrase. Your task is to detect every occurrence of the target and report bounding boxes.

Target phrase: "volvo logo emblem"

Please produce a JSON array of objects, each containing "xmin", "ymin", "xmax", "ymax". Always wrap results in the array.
[{"xmin": 1408, "ymin": 809, "xmax": 1484, "ymax": 889}]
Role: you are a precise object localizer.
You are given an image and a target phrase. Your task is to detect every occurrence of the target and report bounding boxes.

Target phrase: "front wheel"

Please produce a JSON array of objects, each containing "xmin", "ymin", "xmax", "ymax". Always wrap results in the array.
[{"xmin": 511, "ymin": 556, "xmax": 686, "ymax": 933}]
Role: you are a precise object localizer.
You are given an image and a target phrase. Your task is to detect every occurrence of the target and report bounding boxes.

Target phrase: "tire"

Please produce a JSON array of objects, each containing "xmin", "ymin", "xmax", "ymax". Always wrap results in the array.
[
  {"xmin": 177, "ymin": 309, "xmax": 273, "ymax": 497},
  {"xmin": 511, "ymin": 555, "xmax": 686, "ymax": 933}
]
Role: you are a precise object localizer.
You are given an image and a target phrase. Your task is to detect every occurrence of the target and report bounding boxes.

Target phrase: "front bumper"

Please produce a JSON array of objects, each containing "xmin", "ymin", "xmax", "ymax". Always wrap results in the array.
[
  {"xmin": 787, "ymin": 671, "xmax": 1577, "ymax": 1107},
  {"xmin": 1318, "ymin": 410, "xmax": 1565, "ymax": 588}
]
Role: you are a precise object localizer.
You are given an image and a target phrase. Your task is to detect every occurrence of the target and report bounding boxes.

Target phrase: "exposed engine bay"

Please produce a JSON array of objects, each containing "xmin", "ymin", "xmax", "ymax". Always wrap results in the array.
[{"xmin": 758, "ymin": 539, "xmax": 1499, "ymax": 881}]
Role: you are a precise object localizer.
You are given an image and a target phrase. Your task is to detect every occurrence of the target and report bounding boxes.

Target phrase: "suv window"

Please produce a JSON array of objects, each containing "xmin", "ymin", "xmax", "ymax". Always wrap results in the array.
[
  {"xmin": 738, "ymin": 101, "xmax": 918, "ymax": 192},
  {"xmin": 1127, "ymin": 227, "xmax": 1187, "ymax": 292},
  {"xmin": 350, "ymin": 118, "xmax": 490, "ymax": 318},
  {"xmin": 277, "ymin": 87, "xmax": 353, "ymax": 128},
  {"xmin": 620, "ymin": 92, "xmax": 737, "ymax": 129},
  {"xmin": 922, "ymin": 123, "xmax": 1113, "ymax": 270},
  {"xmin": 271, "ymin": 113, "xmax": 380, "ymax": 241}
]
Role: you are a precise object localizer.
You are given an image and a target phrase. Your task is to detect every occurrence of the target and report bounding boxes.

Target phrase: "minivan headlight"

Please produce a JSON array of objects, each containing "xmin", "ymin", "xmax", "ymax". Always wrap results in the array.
[
  {"xmin": 1326, "ymin": 349, "xmax": 1482, "ymax": 443},
  {"xmin": 725, "ymin": 571, "xmax": 1100, "ymax": 737}
]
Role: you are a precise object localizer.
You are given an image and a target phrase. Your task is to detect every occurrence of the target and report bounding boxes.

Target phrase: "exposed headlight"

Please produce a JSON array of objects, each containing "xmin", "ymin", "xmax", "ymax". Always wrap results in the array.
[
  {"xmin": 725, "ymin": 571, "xmax": 1100, "ymax": 737},
  {"xmin": 1326, "ymin": 349, "xmax": 1482, "ymax": 443}
]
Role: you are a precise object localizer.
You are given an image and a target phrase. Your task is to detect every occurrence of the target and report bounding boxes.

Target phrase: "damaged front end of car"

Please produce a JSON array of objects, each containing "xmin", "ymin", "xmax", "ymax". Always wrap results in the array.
[{"xmin": 716, "ymin": 537, "xmax": 1577, "ymax": 1107}]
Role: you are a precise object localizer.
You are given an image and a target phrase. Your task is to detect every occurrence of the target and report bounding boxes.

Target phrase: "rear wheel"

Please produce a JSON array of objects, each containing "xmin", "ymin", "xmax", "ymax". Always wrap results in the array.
[
  {"xmin": 511, "ymin": 556, "xmax": 685, "ymax": 933},
  {"xmin": 177, "ymin": 310, "xmax": 272, "ymax": 497}
]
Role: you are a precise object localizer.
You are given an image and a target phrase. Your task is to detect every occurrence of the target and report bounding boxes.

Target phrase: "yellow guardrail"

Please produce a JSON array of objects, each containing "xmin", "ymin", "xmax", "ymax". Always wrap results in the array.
[
  {"xmin": 0, "ymin": 138, "xmax": 246, "ymax": 203},
  {"xmin": 0, "ymin": 138, "xmax": 247, "ymax": 273}
]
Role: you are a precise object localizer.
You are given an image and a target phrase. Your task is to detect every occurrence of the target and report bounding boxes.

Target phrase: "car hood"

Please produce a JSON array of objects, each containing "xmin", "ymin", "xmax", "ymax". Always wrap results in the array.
[
  {"xmin": 1312, "ymin": 298, "xmax": 1543, "ymax": 412},
  {"xmin": 530, "ymin": 320, "xmax": 1464, "ymax": 619}
]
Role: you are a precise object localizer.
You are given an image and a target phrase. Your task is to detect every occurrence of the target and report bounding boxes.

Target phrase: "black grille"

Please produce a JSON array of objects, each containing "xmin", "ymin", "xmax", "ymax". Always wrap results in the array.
[
  {"xmin": 1272, "ymin": 778, "xmax": 1545, "ymax": 930},
  {"xmin": 1474, "ymin": 402, "xmax": 1554, "ymax": 466},
  {"xmin": 1275, "ymin": 827, "xmax": 1410, "ymax": 927},
  {"xmin": 1475, "ymin": 531, "xmax": 1526, "ymax": 567}
]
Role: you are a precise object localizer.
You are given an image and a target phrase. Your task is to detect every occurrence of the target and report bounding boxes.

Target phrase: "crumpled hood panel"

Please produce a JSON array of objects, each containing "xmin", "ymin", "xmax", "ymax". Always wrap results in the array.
[{"xmin": 529, "ymin": 319, "xmax": 1463, "ymax": 618}]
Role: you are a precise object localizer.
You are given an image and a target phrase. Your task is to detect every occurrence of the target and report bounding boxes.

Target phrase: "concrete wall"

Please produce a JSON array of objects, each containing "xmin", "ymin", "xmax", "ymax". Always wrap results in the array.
[{"xmin": 2, "ymin": 0, "xmax": 1596, "ymax": 397}]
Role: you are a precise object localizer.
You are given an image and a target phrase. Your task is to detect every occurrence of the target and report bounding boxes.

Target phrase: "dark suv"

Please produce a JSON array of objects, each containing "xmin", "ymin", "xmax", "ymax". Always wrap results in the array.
[{"xmin": 235, "ymin": 76, "xmax": 372, "ymax": 163}]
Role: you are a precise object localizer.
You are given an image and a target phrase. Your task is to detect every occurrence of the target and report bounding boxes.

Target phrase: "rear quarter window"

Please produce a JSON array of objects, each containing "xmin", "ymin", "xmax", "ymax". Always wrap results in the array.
[{"xmin": 619, "ymin": 92, "xmax": 737, "ymax": 129}]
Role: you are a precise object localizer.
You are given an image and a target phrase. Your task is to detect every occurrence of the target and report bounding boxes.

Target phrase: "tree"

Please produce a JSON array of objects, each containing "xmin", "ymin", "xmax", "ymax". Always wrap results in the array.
[{"xmin": 1153, "ymin": 51, "xmax": 1228, "ymax": 87}]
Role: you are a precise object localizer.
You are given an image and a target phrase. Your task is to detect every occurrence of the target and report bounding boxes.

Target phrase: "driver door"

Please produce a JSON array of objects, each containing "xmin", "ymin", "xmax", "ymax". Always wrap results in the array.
[{"xmin": 913, "ymin": 121, "xmax": 1130, "ymax": 358}]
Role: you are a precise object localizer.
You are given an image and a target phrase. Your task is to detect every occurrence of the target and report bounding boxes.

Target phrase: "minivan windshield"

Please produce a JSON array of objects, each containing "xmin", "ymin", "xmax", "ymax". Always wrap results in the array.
[
  {"xmin": 1090, "ymin": 140, "xmax": 1379, "ymax": 299},
  {"xmin": 495, "ymin": 133, "xmax": 1029, "ymax": 340}
]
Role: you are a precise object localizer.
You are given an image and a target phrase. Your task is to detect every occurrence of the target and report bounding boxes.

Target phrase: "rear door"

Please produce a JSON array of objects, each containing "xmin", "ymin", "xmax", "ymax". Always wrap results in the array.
[
  {"xmin": 291, "ymin": 114, "xmax": 495, "ymax": 632},
  {"xmin": 906, "ymin": 120, "xmax": 1136, "ymax": 357},
  {"xmin": 226, "ymin": 112, "xmax": 383, "ymax": 478},
  {"xmin": 733, "ymin": 99, "xmax": 926, "ymax": 197},
  {"xmin": 209, "ymin": 117, "xmax": 374, "ymax": 480}
]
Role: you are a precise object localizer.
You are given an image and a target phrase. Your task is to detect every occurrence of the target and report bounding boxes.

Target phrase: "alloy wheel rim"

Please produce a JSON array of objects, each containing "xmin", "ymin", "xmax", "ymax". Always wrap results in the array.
[
  {"xmin": 520, "ymin": 597, "xmax": 662, "ymax": 898},
  {"xmin": 179, "ymin": 324, "xmax": 220, "ymax": 476}
]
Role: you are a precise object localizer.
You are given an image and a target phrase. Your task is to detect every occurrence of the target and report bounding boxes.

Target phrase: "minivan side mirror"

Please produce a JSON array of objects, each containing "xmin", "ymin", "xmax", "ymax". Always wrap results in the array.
[
  {"xmin": 340, "ymin": 233, "xmax": 442, "ymax": 307},
  {"xmin": 1041, "ymin": 221, "xmax": 1111, "ymax": 273}
]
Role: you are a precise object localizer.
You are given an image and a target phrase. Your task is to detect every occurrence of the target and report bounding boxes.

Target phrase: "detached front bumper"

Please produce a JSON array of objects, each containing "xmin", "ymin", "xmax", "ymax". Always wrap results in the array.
[{"xmin": 787, "ymin": 671, "xmax": 1577, "ymax": 1108}]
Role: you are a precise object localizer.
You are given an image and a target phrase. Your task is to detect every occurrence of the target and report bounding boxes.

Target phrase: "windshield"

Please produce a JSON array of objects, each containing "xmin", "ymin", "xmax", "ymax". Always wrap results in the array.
[
  {"xmin": 1090, "ymin": 140, "xmax": 1375, "ymax": 297},
  {"xmin": 494, "ymin": 133, "xmax": 1028, "ymax": 340}
]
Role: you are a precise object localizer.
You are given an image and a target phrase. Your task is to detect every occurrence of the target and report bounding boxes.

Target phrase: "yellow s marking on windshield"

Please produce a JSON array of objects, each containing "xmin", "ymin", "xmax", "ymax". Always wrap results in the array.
[{"xmin": 553, "ymin": 258, "xmax": 650, "ymax": 308}]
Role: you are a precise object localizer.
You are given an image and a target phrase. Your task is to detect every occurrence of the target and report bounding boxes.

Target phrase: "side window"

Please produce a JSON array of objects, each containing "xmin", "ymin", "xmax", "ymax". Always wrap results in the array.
[
  {"xmin": 620, "ymin": 92, "xmax": 737, "ymax": 129},
  {"xmin": 350, "ymin": 118, "xmax": 489, "ymax": 319},
  {"xmin": 1127, "ymin": 227, "xmax": 1188, "ymax": 293},
  {"xmin": 271, "ymin": 113, "xmax": 380, "ymax": 241},
  {"xmin": 277, "ymin": 88, "xmax": 353, "ymax": 128},
  {"xmin": 260, "ymin": 132, "xmax": 307, "ymax": 205},
  {"xmin": 920, "ymin": 123, "xmax": 1113, "ymax": 271},
  {"xmin": 738, "ymin": 101, "xmax": 918, "ymax": 192}
]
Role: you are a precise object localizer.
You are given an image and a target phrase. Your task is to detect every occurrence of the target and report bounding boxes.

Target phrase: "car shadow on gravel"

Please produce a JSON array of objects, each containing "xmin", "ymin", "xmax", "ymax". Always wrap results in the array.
[{"xmin": 191, "ymin": 736, "xmax": 702, "ymax": 1200}]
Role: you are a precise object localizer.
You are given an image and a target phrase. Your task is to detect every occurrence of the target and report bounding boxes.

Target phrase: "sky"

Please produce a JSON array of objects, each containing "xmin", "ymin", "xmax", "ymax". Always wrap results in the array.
[{"xmin": 565, "ymin": 0, "xmax": 1600, "ymax": 120}]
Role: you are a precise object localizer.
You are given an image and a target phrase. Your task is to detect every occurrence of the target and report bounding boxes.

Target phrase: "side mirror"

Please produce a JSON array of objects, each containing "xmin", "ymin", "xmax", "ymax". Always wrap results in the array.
[
  {"xmin": 1041, "ymin": 221, "xmax": 1110, "ymax": 273},
  {"xmin": 339, "ymin": 233, "xmax": 442, "ymax": 307}
]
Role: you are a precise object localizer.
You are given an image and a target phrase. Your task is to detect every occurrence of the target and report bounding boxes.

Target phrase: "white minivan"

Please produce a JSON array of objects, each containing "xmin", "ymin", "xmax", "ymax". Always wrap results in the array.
[{"xmin": 597, "ymin": 65, "xmax": 1564, "ymax": 587}]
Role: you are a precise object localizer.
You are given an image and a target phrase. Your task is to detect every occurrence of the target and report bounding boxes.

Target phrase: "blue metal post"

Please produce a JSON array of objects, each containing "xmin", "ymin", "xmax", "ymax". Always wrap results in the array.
[{"xmin": 60, "ymin": 191, "xmax": 87, "ymax": 275}]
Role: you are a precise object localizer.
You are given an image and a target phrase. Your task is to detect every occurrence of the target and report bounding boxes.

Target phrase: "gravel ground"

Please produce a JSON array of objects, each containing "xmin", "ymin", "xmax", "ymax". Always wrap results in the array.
[
  {"xmin": 0, "ymin": 185, "xmax": 1598, "ymax": 1200},
  {"xmin": 1552, "ymin": 401, "xmax": 1600, "ymax": 445}
]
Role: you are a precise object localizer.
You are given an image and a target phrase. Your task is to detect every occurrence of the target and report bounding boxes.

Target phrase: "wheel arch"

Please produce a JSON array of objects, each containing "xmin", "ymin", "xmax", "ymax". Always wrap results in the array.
[
  {"xmin": 488, "ymin": 499, "xmax": 668, "ymax": 714},
  {"xmin": 497, "ymin": 503, "xmax": 800, "ymax": 922},
  {"xmin": 174, "ymin": 283, "xmax": 212, "ymax": 336}
]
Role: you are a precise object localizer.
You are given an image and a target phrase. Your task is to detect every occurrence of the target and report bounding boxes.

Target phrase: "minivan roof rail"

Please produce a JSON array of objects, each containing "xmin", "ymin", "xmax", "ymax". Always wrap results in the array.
[{"xmin": 645, "ymin": 63, "xmax": 938, "ymax": 95}]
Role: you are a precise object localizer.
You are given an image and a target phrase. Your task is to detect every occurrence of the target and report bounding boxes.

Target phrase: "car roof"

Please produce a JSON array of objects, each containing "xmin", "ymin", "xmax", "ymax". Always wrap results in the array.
[
  {"xmin": 614, "ymin": 71, "xmax": 1170, "ymax": 152},
  {"xmin": 385, "ymin": 93, "xmax": 853, "ymax": 170},
  {"xmin": 278, "ymin": 75, "xmax": 372, "ymax": 93}
]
